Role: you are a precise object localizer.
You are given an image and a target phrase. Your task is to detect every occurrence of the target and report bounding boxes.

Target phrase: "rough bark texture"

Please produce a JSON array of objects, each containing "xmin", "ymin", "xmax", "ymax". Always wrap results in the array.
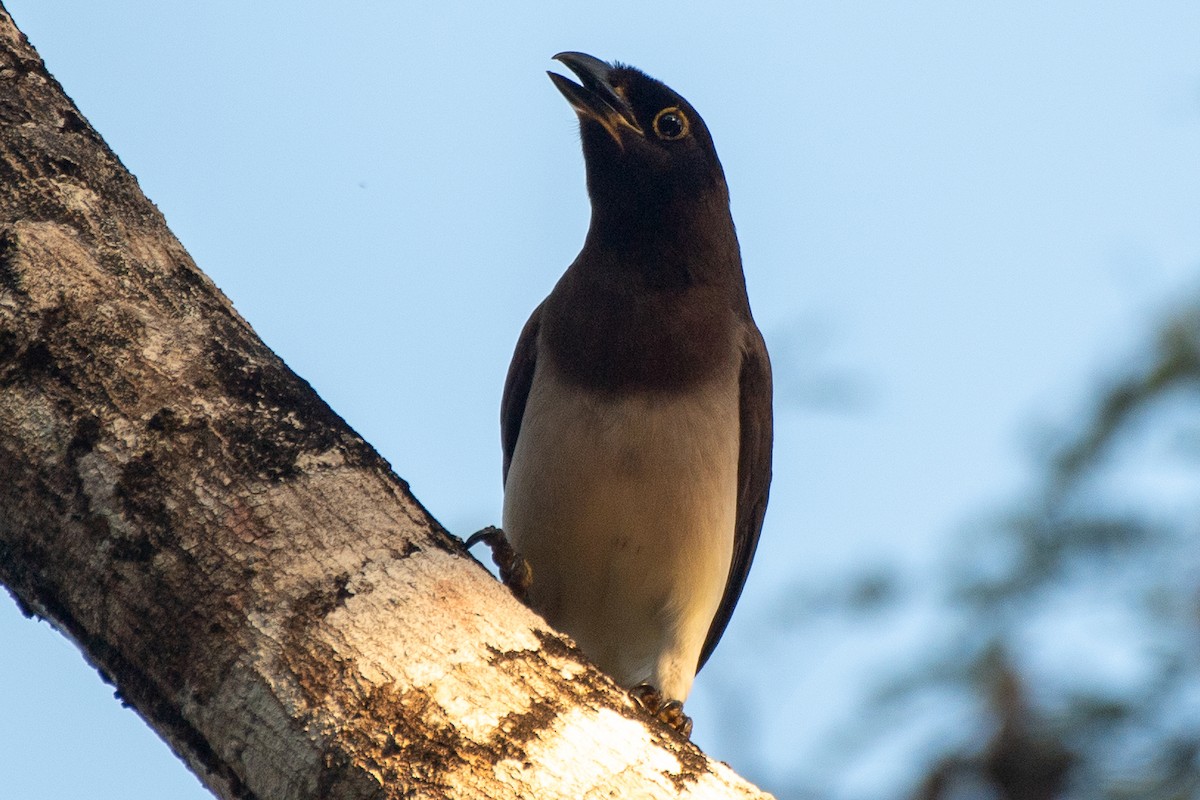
[{"xmin": 0, "ymin": 7, "xmax": 772, "ymax": 800}]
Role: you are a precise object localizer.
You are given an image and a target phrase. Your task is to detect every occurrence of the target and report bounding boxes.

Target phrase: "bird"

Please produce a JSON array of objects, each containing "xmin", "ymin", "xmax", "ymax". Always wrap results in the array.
[{"xmin": 492, "ymin": 52, "xmax": 771, "ymax": 737}]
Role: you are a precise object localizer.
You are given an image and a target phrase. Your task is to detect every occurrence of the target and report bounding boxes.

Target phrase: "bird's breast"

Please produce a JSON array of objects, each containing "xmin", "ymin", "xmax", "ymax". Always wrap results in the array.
[{"xmin": 502, "ymin": 360, "xmax": 740, "ymax": 701}]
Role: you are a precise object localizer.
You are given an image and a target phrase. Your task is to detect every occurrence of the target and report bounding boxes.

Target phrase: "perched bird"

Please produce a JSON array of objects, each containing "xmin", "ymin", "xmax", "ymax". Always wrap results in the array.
[{"xmin": 498, "ymin": 52, "xmax": 772, "ymax": 736}]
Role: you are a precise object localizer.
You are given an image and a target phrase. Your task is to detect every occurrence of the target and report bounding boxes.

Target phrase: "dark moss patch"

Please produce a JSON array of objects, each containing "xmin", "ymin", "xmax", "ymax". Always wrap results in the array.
[
  {"xmin": 146, "ymin": 407, "xmax": 180, "ymax": 433},
  {"xmin": 491, "ymin": 697, "xmax": 564, "ymax": 761},
  {"xmin": 107, "ymin": 532, "xmax": 155, "ymax": 563},
  {"xmin": 0, "ymin": 329, "xmax": 17, "ymax": 366},
  {"xmin": 293, "ymin": 573, "xmax": 355, "ymax": 622},
  {"xmin": 42, "ymin": 153, "xmax": 82, "ymax": 180},
  {"xmin": 59, "ymin": 108, "xmax": 88, "ymax": 134},
  {"xmin": 0, "ymin": 97, "xmax": 34, "ymax": 126},
  {"xmin": 205, "ymin": 332, "xmax": 387, "ymax": 482},
  {"xmin": 115, "ymin": 452, "xmax": 172, "ymax": 544},
  {"xmin": 0, "ymin": 308, "xmax": 78, "ymax": 390},
  {"xmin": 20, "ymin": 340, "xmax": 55, "ymax": 374},
  {"xmin": 172, "ymin": 263, "xmax": 207, "ymax": 292},
  {"xmin": 0, "ymin": 229, "xmax": 24, "ymax": 294},
  {"xmin": 67, "ymin": 414, "xmax": 101, "ymax": 457},
  {"xmin": 529, "ymin": 629, "xmax": 602, "ymax": 684},
  {"xmin": 208, "ymin": 335, "xmax": 320, "ymax": 418},
  {"xmin": 354, "ymin": 684, "xmax": 479, "ymax": 794}
]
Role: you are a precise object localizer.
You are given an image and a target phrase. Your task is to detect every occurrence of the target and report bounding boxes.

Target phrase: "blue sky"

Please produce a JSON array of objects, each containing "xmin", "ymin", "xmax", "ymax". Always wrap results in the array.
[{"xmin": 2, "ymin": 2, "xmax": 1199, "ymax": 797}]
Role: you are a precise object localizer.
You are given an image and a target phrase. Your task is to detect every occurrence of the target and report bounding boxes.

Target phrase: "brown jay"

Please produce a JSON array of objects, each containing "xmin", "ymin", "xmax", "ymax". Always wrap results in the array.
[{"xmin": 495, "ymin": 52, "xmax": 772, "ymax": 736}]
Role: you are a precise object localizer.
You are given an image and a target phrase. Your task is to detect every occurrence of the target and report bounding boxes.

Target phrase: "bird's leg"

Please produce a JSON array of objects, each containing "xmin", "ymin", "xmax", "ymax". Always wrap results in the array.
[
  {"xmin": 629, "ymin": 683, "xmax": 694, "ymax": 738},
  {"xmin": 464, "ymin": 525, "xmax": 532, "ymax": 601}
]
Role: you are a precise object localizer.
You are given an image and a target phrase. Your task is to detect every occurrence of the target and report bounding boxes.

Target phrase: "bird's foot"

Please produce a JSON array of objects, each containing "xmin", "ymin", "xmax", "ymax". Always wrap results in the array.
[
  {"xmin": 464, "ymin": 526, "xmax": 532, "ymax": 601},
  {"xmin": 629, "ymin": 683, "xmax": 693, "ymax": 738},
  {"xmin": 657, "ymin": 700, "xmax": 693, "ymax": 739}
]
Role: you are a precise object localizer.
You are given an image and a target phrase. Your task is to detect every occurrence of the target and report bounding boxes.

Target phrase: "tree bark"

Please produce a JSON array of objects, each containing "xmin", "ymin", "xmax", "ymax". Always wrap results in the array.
[{"xmin": 0, "ymin": 7, "xmax": 771, "ymax": 800}]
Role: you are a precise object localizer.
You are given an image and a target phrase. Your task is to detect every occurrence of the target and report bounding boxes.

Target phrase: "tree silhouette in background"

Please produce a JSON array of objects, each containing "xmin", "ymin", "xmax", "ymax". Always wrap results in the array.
[
  {"xmin": 749, "ymin": 291, "xmax": 1200, "ymax": 799},
  {"xmin": 907, "ymin": 301, "xmax": 1200, "ymax": 798}
]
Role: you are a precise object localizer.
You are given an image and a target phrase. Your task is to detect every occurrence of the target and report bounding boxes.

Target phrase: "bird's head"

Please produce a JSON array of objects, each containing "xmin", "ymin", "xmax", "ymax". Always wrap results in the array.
[{"xmin": 549, "ymin": 52, "xmax": 731, "ymax": 251}]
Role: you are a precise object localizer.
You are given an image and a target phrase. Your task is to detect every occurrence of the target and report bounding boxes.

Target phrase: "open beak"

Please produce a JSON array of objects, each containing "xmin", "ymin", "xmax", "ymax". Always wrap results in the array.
[{"xmin": 548, "ymin": 51, "xmax": 644, "ymax": 145}]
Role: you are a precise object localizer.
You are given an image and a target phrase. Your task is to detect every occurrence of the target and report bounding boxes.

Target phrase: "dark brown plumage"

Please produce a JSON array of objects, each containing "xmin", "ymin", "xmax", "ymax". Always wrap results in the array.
[{"xmin": 499, "ymin": 53, "xmax": 772, "ymax": 731}]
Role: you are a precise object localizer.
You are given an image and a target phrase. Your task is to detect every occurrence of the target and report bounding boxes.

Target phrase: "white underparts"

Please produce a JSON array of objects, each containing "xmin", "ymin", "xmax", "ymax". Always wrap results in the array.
[{"xmin": 503, "ymin": 361, "xmax": 739, "ymax": 703}]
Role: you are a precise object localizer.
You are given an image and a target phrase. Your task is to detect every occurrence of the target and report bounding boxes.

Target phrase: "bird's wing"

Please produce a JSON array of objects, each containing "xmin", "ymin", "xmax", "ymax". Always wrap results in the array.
[
  {"xmin": 501, "ymin": 304, "xmax": 543, "ymax": 485},
  {"xmin": 697, "ymin": 323, "xmax": 773, "ymax": 672}
]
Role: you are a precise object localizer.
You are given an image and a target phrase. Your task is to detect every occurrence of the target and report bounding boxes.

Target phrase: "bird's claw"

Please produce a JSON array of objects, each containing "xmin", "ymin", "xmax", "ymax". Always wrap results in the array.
[
  {"xmin": 657, "ymin": 700, "xmax": 693, "ymax": 739},
  {"xmin": 464, "ymin": 526, "xmax": 532, "ymax": 601},
  {"xmin": 629, "ymin": 683, "xmax": 693, "ymax": 738}
]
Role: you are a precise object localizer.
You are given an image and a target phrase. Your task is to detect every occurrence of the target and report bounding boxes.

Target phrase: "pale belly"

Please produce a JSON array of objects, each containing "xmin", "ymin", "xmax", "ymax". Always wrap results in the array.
[{"xmin": 502, "ymin": 365, "xmax": 739, "ymax": 702}]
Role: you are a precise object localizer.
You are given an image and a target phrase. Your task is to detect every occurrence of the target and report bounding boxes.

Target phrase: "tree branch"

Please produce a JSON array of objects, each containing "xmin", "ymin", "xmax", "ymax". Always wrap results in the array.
[{"xmin": 0, "ymin": 6, "xmax": 771, "ymax": 799}]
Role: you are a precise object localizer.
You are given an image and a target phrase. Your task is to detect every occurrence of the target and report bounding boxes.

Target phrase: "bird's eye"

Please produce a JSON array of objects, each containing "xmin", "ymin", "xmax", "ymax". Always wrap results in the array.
[{"xmin": 652, "ymin": 107, "xmax": 689, "ymax": 141}]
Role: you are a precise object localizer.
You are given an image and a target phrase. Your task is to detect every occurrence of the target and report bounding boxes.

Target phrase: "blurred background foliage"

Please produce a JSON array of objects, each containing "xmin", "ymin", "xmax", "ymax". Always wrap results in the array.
[{"xmin": 757, "ymin": 297, "xmax": 1200, "ymax": 799}]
